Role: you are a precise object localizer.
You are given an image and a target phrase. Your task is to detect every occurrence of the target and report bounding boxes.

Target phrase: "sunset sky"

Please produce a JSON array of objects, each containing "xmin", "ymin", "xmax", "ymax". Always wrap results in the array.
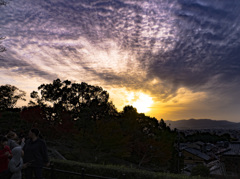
[{"xmin": 0, "ymin": 0, "xmax": 240, "ymax": 122}]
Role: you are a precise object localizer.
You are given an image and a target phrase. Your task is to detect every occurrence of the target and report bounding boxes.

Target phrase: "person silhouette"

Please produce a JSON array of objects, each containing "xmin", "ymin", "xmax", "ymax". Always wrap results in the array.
[
  {"xmin": 8, "ymin": 146, "xmax": 29, "ymax": 179},
  {"xmin": 23, "ymin": 129, "xmax": 50, "ymax": 179},
  {"xmin": 0, "ymin": 135, "xmax": 12, "ymax": 178}
]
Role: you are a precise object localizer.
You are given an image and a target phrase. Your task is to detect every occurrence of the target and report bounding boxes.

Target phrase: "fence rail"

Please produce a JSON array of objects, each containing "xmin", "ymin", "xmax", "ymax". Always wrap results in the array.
[{"xmin": 43, "ymin": 164, "xmax": 119, "ymax": 179}]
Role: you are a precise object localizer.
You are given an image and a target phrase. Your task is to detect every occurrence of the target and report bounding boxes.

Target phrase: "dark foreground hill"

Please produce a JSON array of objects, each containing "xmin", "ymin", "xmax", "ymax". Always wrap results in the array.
[{"xmin": 165, "ymin": 119, "xmax": 240, "ymax": 130}]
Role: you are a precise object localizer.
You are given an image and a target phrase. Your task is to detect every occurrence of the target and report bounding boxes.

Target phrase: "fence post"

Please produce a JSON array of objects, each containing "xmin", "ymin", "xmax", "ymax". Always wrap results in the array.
[
  {"xmin": 50, "ymin": 162, "xmax": 54, "ymax": 179},
  {"xmin": 81, "ymin": 168, "xmax": 85, "ymax": 179}
]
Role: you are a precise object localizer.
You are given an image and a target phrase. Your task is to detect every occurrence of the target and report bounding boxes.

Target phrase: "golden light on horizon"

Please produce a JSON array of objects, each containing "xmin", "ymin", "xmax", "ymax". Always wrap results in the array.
[
  {"xmin": 127, "ymin": 92, "xmax": 154, "ymax": 113},
  {"xmin": 149, "ymin": 87, "xmax": 208, "ymax": 121}
]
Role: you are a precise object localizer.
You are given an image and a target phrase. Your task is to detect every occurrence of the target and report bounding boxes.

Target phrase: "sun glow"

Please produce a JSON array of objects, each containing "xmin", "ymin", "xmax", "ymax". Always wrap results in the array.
[{"xmin": 127, "ymin": 92, "xmax": 154, "ymax": 113}]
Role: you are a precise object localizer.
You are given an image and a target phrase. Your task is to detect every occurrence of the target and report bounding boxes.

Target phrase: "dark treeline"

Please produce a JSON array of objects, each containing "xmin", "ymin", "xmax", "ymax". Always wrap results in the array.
[
  {"xmin": 0, "ymin": 79, "xmax": 181, "ymax": 173},
  {"xmin": 179, "ymin": 131, "xmax": 232, "ymax": 143}
]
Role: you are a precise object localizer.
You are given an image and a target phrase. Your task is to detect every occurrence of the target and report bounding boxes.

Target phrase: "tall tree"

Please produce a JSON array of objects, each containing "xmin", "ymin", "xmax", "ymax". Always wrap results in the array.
[
  {"xmin": 31, "ymin": 79, "xmax": 110, "ymax": 110},
  {"xmin": 30, "ymin": 79, "xmax": 117, "ymax": 123},
  {"xmin": 0, "ymin": 0, "xmax": 6, "ymax": 52},
  {"xmin": 0, "ymin": 85, "xmax": 26, "ymax": 111},
  {"xmin": 119, "ymin": 105, "xmax": 176, "ymax": 168}
]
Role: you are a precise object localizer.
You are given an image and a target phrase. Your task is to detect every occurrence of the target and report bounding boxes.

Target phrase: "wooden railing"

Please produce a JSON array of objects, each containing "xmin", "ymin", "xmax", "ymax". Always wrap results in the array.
[{"xmin": 42, "ymin": 163, "xmax": 120, "ymax": 179}]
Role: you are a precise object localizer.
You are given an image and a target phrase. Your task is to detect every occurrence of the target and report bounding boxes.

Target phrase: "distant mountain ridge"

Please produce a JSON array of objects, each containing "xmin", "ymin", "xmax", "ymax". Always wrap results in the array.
[{"xmin": 165, "ymin": 119, "xmax": 240, "ymax": 130}]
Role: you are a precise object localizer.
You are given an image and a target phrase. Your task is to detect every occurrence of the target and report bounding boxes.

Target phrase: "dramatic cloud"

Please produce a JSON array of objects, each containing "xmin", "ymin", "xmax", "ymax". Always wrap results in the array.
[{"xmin": 1, "ymin": 0, "xmax": 240, "ymax": 121}]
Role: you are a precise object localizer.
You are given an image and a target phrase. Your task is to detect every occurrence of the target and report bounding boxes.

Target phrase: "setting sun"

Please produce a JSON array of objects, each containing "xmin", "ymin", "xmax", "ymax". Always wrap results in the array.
[{"xmin": 127, "ymin": 92, "xmax": 154, "ymax": 113}]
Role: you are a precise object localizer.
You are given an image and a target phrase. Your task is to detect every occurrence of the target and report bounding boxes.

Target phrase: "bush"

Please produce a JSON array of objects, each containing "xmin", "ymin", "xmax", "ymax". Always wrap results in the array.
[{"xmin": 191, "ymin": 165, "xmax": 210, "ymax": 177}]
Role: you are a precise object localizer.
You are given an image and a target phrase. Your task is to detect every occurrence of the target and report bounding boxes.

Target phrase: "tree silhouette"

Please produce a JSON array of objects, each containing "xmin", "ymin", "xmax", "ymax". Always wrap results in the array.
[
  {"xmin": 0, "ymin": 85, "xmax": 26, "ymax": 111},
  {"xmin": 119, "ymin": 105, "xmax": 175, "ymax": 168},
  {"xmin": 30, "ymin": 79, "xmax": 111, "ymax": 110},
  {"xmin": 0, "ymin": 1, "xmax": 6, "ymax": 52},
  {"xmin": 29, "ymin": 79, "xmax": 117, "ymax": 129}
]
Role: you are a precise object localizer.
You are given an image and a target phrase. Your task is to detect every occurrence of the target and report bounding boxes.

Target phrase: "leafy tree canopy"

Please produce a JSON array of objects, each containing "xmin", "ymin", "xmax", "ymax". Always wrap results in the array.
[
  {"xmin": 119, "ymin": 106, "xmax": 176, "ymax": 167},
  {"xmin": 30, "ymin": 79, "xmax": 117, "ymax": 121},
  {"xmin": 0, "ymin": 85, "xmax": 26, "ymax": 111},
  {"xmin": 30, "ymin": 79, "xmax": 109, "ymax": 109}
]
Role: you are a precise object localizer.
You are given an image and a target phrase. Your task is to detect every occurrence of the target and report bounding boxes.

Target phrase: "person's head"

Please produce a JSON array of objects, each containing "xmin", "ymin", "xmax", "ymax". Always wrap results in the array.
[
  {"xmin": 0, "ymin": 135, "xmax": 8, "ymax": 148},
  {"xmin": 6, "ymin": 131, "xmax": 18, "ymax": 140},
  {"xmin": 29, "ymin": 128, "xmax": 40, "ymax": 139}
]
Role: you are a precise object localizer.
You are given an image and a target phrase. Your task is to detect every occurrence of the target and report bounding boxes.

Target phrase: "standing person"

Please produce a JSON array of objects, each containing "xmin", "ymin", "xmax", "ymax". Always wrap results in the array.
[
  {"xmin": 0, "ymin": 135, "xmax": 12, "ymax": 177},
  {"xmin": 23, "ymin": 128, "xmax": 50, "ymax": 179},
  {"xmin": 8, "ymin": 146, "xmax": 28, "ymax": 179}
]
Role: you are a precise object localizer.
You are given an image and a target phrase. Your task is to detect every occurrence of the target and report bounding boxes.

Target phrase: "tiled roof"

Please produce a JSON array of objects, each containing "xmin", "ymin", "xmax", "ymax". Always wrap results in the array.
[
  {"xmin": 184, "ymin": 148, "xmax": 210, "ymax": 161},
  {"xmin": 223, "ymin": 143, "xmax": 240, "ymax": 156}
]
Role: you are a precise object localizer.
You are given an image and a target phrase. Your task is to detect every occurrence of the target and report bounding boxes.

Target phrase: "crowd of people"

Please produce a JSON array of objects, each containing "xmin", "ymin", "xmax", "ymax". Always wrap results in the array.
[{"xmin": 0, "ymin": 129, "xmax": 50, "ymax": 179}]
